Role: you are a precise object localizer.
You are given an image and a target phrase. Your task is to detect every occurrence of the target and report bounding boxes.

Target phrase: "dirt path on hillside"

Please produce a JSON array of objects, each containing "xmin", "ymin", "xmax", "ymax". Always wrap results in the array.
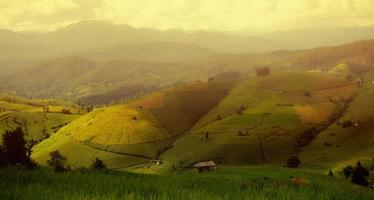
[{"xmin": 79, "ymin": 141, "xmax": 153, "ymax": 159}]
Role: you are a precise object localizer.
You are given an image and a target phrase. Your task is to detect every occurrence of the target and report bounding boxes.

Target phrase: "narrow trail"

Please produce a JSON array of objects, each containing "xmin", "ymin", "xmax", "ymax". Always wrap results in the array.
[
  {"xmin": 110, "ymin": 161, "xmax": 150, "ymax": 170},
  {"xmin": 78, "ymin": 141, "xmax": 153, "ymax": 159},
  {"xmin": 78, "ymin": 141, "xmax": 157, "ymax": 170}
]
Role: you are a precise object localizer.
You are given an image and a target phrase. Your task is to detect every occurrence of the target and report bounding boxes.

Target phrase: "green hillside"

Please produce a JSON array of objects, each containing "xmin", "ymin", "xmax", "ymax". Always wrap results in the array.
[
  {"xmin": 32, "ymin": 81, "xmax": 236, "ymax": 169},
  {"xmin": 0, "ymin": 93, "xmax": 83, "ymax": 143},
  {"xmin": 300, "ymin": 73, "xmax": 374, "ymax": 170},
  {"xmin": 159, "ymin": 72, "xmax": 358, "ymax": 171},
  {"xmin": 31, "ymin": 72, "xmax": 367, "ymax": 172}
]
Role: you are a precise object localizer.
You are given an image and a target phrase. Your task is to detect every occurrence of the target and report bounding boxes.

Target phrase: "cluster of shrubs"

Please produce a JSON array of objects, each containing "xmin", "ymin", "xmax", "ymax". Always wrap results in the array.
[
  {"xmin": 61, "ymin": 108, "xmax": 72, "ymax": 114},
  {"xmin": 285, "ymin": 156, "xmax": 372, "ymax": 187},
  {"xmin": 342, "ymin": 161, "xmax": 371, "ymax": 187},
  {"xmin": 0, "ymin": 127, "xmax": 106, "ymax": 172},
  {"xmin": 47, "ymin": 150, "xmax": 106, "ymax": 172}
]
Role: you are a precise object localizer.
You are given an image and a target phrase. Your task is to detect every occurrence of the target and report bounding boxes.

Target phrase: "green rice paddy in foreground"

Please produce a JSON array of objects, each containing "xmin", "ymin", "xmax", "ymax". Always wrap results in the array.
[{"xmin": 1, "ymin": 166, "xmax": 373, "ymax": 200}]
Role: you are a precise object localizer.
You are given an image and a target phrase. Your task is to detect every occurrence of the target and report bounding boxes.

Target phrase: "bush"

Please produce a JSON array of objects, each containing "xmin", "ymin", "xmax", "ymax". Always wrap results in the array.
[
  {"xmin": 256, "ymin": 66, "xmax": 270, "ymax": 77},
  {"xmin": 342, "ymin": 165, "xmax": 354, "ymax": 178},
  {"xmin": 61, "ymin": 108, "xmax": 71, "ymax": 114},
  {"xmin": 351, "ymin": 161, "xmax": 369, "ymax": 187},
  {"xmin": 286, "ymin": 155, "xmax": 300, "ymax": 168},
  {"xmin": 346, "ymin": 74, "xmax": 354, "ymax": 81},
  {"xmin": 47, "ymin": 150, "xmax": 67, "ymax": 172},
  {"xmin": 342, "ymin": 120, "xmax": 353, "ymax": 128},
  {"xmin": 90, "ymin": 157, "xmax": 106, "ymax": 170},
  {"xmin": 236, "ymin": 105, "xmax": 246, "ymax": 115}
]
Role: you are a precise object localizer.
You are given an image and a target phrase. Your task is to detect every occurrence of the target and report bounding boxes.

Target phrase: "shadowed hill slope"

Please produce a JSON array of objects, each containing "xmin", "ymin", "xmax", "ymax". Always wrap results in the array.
[
  {"xmin": 159, "ymin": 72, "xmax": 358, "ymax": 170},
  {"xmin": 299, "ymin": 73, "xmax": 374, "ymax": 169}
]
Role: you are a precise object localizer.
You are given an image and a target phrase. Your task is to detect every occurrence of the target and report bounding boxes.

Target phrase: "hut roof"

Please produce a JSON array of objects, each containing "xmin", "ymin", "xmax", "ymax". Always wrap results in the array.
[{"xmin": 193, "ymin": 161, "xmax": 216, "ymax": 168}]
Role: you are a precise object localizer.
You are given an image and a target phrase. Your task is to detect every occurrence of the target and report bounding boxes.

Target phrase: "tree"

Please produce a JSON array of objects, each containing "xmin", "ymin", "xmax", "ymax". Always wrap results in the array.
[
  {"xmin": 86, "ymin": 105, "xmax": 94, "ymax": 113},
  {"xmin": 26, "ymin": 139, "xmax": 37, "ymax": 160},
  {"xmin": 47, "ymin": 150, "xmax": 67, "ymax": 172},
  {"xmin": 205, "ymin": 132, "xmax": 209, "ymax": 141},
  {"xmin": 90, "ymin": 157, "xmax": 106, "ymax": 170},
  {"xmin": 1, "ymin": 127, "xmax": 36, "ymax": 168},
  {"xmin": 351, "ymin": 161, "xmax": 369, "ymax": 186},
  {"xmin": 328, "ymin": 169, "xmax": 334, "ymax": 177},
  {"xmin": 2, "ymin": 127, "xmax": 27, "ymax": 165},
  {"xmin": 286, "ymin": 155, "xmax": 300, "ymax": 168}
]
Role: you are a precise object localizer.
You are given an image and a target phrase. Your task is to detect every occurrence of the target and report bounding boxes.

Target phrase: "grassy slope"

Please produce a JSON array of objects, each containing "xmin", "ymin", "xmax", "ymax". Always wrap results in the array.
[
  {"xmin": 31, "ymin": 105, "xmax": 161, "ymax": 168},
  {"xmin": 32, "ymin": 81, "xmax": 235, "ymax": 169},
  {"xmin": 0, "ymin": 112, "xmax": 79, "ymax": 142},
  {"xmin": 300, "ymin": 74, "xmax": 374, "ymax": 170},
  {"xmin": 159, "ymin": 72, "xmax": 357, "ymax": 171},
  {"xmin": 0, "ymin": 166, "xmax": 373, "ymax": 200},
  {"xmin": 0, "ymin": 93, "xmax": 83, "ymax": 142}
]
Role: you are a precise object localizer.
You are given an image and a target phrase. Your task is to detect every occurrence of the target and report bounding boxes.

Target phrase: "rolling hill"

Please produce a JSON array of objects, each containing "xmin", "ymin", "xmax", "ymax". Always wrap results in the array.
[
  {"xmin": 77, "ymin": 41, "xmax": 214, "ymax": 63},
  {"xmin": 31, "ymin": 72, "xmax": 373, "ymax": 173},
  {"xmin": 2, "ymin": 57, "xmax": 200, "ymax": 100},
  {"xmin": 4, "ymin": 39, "xmax": 374, "ymax": 104},
  {"xmin": 299, "ymin": 73, "xmax": 374, "ymax": 170},
  {"xmin": 0, "ymin": 93, "xmax": 84, "ymax": 143},
  {"xmin": 158, "ymin": 72, "xmax": 358, "ymax": 171},
  {"xmin": 31, "ymin": 80, "xmax": 236, "ymax": 169}
]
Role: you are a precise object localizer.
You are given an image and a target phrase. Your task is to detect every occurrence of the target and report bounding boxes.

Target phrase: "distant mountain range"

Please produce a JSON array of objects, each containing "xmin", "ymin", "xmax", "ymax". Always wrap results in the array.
[
  {"xmin": 1, "ymin": 20, "xmax": 374, "ymax": 58},
  {"xmin": 1, "ymin": 20, "xmax": 374, "ymax": 103}
]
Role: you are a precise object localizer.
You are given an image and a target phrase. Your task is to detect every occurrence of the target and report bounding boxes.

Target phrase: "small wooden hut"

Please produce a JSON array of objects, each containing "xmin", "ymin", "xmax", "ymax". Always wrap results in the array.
[{"xmin": 193, "ymin": 161, "xmax": 217, "ymax": 173}]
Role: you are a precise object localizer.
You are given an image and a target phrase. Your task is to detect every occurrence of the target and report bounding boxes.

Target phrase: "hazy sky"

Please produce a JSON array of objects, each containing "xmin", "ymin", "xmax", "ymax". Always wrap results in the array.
[{"xmin": 1, "ymin": 0, "xmax": 374, "ymax": 33}]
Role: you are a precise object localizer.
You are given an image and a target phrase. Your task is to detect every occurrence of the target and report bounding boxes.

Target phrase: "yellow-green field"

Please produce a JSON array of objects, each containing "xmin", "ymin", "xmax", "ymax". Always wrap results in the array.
[
  {"xmin": 0, "ymin": 93, "xmax": 84, "ymax": 142},
  {"xmin": 29, "ymin": 72, "xmax": 373, "ymax": 174}
]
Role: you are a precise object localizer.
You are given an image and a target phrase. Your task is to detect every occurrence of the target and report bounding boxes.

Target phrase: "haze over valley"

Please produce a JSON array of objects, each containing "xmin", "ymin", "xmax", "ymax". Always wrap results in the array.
[{"xmin": 0, "ymin": 1, "xmax": 374, "ymax": 199}]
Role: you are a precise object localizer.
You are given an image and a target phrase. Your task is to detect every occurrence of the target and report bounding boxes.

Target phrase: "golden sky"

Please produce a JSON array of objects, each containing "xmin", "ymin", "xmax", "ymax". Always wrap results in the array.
[{"xmin": 1, "ymin": 0, "xmax": 374, "ymax": 33}]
